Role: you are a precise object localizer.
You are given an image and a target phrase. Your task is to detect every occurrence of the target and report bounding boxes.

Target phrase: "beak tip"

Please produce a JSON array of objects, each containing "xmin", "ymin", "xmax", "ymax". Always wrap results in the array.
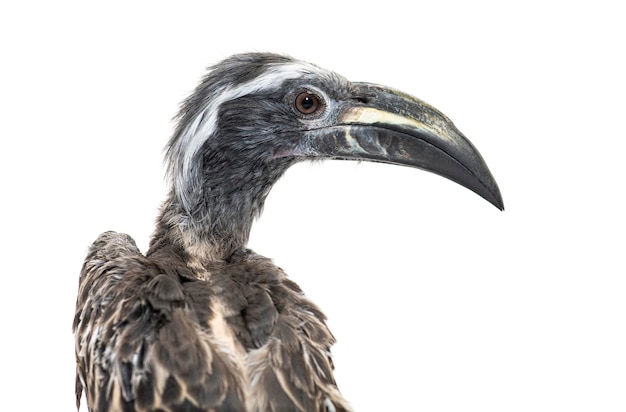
[{"xmin": 488, "ymin": 187, "xmax": 505, "ymax": 211}]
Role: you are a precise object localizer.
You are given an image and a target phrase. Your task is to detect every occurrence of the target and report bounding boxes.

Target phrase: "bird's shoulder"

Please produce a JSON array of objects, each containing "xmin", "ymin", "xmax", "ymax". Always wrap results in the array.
[{"xmin": 73, "ymin": 231, "xmax": 247, "ymax": 411}]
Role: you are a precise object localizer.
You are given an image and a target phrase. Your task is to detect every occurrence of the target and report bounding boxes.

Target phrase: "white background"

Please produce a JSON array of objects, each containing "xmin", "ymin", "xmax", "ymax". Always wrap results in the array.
[{"xmin": 1, "ymin": 1, "xmax": 624, "ymax": 411}]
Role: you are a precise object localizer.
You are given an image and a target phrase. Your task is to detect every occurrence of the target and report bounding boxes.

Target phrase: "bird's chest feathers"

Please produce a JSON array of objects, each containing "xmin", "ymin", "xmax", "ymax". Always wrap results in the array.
[
  {"xmin": 192, "ymin": 256, "xmax": 282, "ymax": 362},
  {"xmin": 207, "ymin": 297, "xmax": 248, "ymax": 360}
]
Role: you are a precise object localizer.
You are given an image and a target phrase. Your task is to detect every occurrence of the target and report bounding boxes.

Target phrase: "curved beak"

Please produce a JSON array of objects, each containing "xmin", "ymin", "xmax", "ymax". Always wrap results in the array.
[{"xmin": 309, "ymin": 83, "xmax": 504, "ymax": 210}]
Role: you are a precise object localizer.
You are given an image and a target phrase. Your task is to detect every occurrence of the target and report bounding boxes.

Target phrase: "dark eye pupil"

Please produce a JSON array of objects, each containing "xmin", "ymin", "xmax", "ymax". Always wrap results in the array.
[{"xmin": 301, "ymin": 96, "xmax": 314, "ymax": 110}]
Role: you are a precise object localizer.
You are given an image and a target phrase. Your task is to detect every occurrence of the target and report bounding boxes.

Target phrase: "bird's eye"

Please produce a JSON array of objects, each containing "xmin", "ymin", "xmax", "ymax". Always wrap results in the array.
[{"xmin": 295, "ymin": 92, "xmax": 323, "ymax": 115}]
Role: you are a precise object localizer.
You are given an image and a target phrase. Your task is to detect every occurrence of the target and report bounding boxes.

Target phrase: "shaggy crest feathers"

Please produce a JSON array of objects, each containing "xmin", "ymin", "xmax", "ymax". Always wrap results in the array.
[{"xmin": 166, "ymin": 53, "xmax": 331, "ymax": 215}]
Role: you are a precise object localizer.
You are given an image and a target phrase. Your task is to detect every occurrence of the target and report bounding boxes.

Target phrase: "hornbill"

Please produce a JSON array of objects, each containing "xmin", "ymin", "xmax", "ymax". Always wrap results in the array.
[{"xmin": 73, "ymin": 53, "xmax": 503, "ymax": 412}]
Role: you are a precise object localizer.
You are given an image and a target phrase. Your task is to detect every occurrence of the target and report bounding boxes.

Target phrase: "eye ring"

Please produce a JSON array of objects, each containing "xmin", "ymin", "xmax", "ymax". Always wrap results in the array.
[{"xmin": 295, "ymin": 91, "xmax": 324, "ymax": 115}]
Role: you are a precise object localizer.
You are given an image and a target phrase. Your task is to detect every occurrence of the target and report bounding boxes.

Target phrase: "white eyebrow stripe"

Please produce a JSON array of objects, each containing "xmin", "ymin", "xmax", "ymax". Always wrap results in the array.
[
  {"xmin": 172, "ymin": 61, "xmax": 325, "ymax": 211},
  {"xmin": 180, "ymin": 63, "xmax": 311, "ymax": 175}
]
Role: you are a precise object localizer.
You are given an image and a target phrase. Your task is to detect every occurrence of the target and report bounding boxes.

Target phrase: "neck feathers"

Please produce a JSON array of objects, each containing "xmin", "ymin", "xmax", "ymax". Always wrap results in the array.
[
  {"xmin": 154, "ymin": 53, "xmax": 323, "ymax": 263},
  {"xmin": 151, "ymin": 154, "xmax": 294, "ymax": 263}
]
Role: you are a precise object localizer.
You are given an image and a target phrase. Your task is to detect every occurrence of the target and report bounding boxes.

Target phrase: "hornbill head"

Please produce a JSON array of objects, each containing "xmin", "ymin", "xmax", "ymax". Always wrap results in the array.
[{"xmin": 166, "ymin": 53, "xmax": 503, "ymax": 253}]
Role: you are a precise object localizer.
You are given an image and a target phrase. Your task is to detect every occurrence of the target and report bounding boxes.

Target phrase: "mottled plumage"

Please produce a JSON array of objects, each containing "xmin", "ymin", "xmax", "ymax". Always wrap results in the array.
[{"xmin": 74, "ymin": 53, "xmax": 502, "ymax": 411}]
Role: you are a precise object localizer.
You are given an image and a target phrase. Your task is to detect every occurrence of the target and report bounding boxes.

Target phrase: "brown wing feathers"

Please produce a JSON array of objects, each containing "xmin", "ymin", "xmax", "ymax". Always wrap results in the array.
[
  {"xmin": 74, "ymin": 232, "xmax": 350, "ymax": 411},
  {"xmin": 74, "ymin": 232, "xmax": 247, "ymax": 411}
]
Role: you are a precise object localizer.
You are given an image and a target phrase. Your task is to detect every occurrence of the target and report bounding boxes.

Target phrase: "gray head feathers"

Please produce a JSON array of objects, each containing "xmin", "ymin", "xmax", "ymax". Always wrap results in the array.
[{"xmin": 166, "ymin": 53, "xmax": 340, "ymax": 215}]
